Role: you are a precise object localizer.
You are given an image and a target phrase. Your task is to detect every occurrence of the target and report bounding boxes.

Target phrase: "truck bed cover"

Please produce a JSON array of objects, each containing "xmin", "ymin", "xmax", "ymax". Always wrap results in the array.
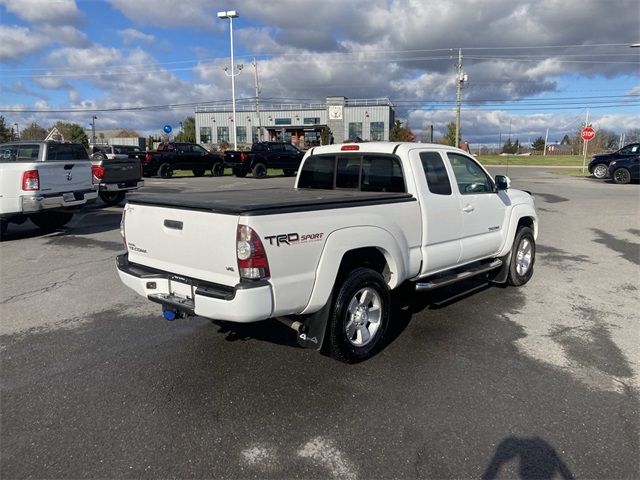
[{"xmin": 127, "ymin": 187, "xmax": 414, "ymax": 216}]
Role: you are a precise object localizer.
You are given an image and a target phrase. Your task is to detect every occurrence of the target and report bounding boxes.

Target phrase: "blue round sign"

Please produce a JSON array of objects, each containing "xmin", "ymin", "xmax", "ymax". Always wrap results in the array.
[{"xmin": 163, "ymin": 124, "xmax": 172, "ymax": 134}]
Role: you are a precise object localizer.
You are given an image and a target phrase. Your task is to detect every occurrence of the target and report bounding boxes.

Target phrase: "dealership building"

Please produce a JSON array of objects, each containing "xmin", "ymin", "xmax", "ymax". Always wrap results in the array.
[{"xmin": 194, "ymin": 96, "xmax": 395, "ymax": 149}]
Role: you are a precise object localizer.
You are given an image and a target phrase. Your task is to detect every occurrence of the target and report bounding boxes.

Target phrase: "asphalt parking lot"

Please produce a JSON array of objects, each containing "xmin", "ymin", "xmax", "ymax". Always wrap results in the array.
[{"xmin": 1, "ymin": 168, "xmax": 638, "ymax": 479}]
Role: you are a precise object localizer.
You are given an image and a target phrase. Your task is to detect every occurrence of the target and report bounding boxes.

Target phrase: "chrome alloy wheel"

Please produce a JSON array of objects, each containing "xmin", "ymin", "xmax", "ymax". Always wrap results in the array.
[
  {"xmin": 344, "ymin": 287, "xmax": 382, "ymax": 347},
  {"xmin": 593, "ymin": 164, "xmax": 608, "ymax": 179},
  {"xmin": 515, "ymin": 238, "xmax": 533, "ymax": 276}
]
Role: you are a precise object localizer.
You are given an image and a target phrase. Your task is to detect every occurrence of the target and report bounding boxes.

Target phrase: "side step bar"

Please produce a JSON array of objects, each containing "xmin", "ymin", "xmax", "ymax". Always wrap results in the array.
[{"xmin": 415, "ymin": 259, "xmax": 503, "ymax": 291}]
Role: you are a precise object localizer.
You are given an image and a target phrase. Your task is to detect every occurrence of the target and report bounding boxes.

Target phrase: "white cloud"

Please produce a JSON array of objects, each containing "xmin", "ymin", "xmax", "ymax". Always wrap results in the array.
[
  {"xmin": 38, "ymin": 25, "xmax": 89, "ymax": 48},
  {"xmin": 107, "ymin": 0, "xmax": 218, "ymax": 30},
  {"xmin": 118, "ymin": 28, "xmax": 155, "ymax": 44},
  {"xmin": 0, "ymin": 0, "xmax": 82, "ymax": 26},
  {"xmin": 0, "ymin": 25, "xmax": 47, "ymax": 61}
]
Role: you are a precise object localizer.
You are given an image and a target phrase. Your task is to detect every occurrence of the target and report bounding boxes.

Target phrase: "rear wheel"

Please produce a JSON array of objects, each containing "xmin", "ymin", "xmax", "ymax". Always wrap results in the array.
[
  {"xmin": 233, "ymin": 168, "xmax": 247, "ymax": 178},
  {"xmin": 211, "ymin": 163, "xmax": 224, "ymax": 177},
  {"xmin": 99, "ymin": 191, "xmax": 126, "ymax": 206},
  {"xmin": 613, "ymin": 168, "xmax": 631, "ymax": 184},
  {"xmin": 92, "ymin": 152, "xmax": 106, "ymax": 160},
  {"xmin": 283, "ymin": 169, "xmax": 296, "ymax": 177},
  {"xmin": 0, "ymin": 219, "xmax": 8, "ymax": 241},
  {"xmin": 326, "ymin": 268, "xmax": 390, "ymax": 363},
  {"xmin": 30, "ymin": 211, "xmax": 74, "ymax": 233},
  {"xmin": 252, "ymin": 163, "xmax": 267, "ymax": 179},
  {"xmin": 507, "ymin": 227, "xmax": 535, "ymax": 286},
  {"xmin": 592, "ymin": 163, "xmax": 608, "ymax": 179},
  {"xmin": 158, "ymin": 163, "xmax": 173, "ymax": 178},
  {"xmin": 192, "ymin": 169, "xmax": 206, "ymax": 177}
]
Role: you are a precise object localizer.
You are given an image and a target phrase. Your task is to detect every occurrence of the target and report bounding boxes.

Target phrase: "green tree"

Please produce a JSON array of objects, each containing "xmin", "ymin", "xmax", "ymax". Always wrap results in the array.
[
  {"xmin": 442, "ymin": 121, "xmax": 456, "ymax": 146},
  {"xmin": 320, "ymin": 126, "xmax": 333, "ymax": 145},
  {"xmin": 502, "ymin": 138, "xmax": 513, "ymax": 153},
  {"xmin": 175, "ymin": 116, "xmax": 196, "ymax": 143},
  {"xmin": 54, "ymin": 121, "xmax": 89, "ymax": 147},
  {"xmin": 532, "ymin": 136, "xmax": 545, "ymax": 151},
  {"xmin": 389, "ymin": 120, "xmax": 416, "ymax": 142},
  {"xmin": 0, "ymin": 116, "xmax": 13, "ymax": 143},
  {"xmin": 115, "ymin": 129, "xmax": 140, "ymax": 138},
  {"xmin": 20, "ymin": 122, "xmax": 48, "ymax": 141}
]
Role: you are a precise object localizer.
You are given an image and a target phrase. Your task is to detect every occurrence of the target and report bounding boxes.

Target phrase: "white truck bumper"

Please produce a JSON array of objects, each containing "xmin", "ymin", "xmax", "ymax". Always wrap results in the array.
[{"xmin": 116, "ymin": 253, "xmax": 274, "ymax": 323}]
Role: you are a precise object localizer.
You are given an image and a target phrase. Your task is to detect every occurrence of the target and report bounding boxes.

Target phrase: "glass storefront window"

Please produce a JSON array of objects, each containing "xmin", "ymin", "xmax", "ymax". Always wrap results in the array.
[
  {"xmin": 370, "ymin": 122, "xmax": 384, "ymax": 141},
  {"xmin": 217, "ymin": 126, "xmax": 229, "ymax": 143},
  {"xmin": 348, "ymin": 122, "xmax": 363, "ymax": 140},
  {"xmin": 236, "ymin": 126, "xmax": 247, "ymax": 144},
  {"xmin": 199, "ymin": 127, "xmax": 212, "ymax": 144}
]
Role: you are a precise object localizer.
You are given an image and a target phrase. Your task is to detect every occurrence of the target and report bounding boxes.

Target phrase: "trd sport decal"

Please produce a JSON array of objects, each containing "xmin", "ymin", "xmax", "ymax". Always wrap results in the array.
[{"xmin": 264, "ymin": 232, "xmax": 324, "ymax": 246}]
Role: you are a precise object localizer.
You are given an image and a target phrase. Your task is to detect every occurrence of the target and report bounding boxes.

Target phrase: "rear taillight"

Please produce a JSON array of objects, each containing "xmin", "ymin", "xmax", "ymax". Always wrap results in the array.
[
  {"xmin": 120, "ymin": 208, "xmax": 127, "ymax": 249},
  {"xmin": 22, "ymin": 170, "xmax": 39, "ymax": 191},
  {"xmin": 240, "ymin": 152, "xmax": 248, "ymax": 162},
  {"xmin": 144, "ymin": 153, "xmax": 152, "ymax": 163},
  {"xmin": 92, "ymin": 165, "xmax": 105, "ymax": 182},
  {"xmin": 237, "ymin": 224, "xmax": 270, "ymax": 280}
]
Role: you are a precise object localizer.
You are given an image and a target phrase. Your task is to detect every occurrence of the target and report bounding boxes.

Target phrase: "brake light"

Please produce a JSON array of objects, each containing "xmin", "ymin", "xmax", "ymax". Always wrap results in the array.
[
  {"xmin": 120, "ymin": 207, "xmax": 127, "ymax": 249},
  {"xmin": 236, "ymin": 224, "xmax": 270, "ymax": 280},
  {"xmin": 341, "ymin": 145, "xmax": 359, "ymax": 151},
  {"xmin": 22, "ymin": 170, "xmax": 39, "ymax": 191},
  {"xmin": 92, "ymin": 165, "xmax": 105, "ymax": 182},
  {"xmin": 144, "ymin": 153, "xmax": 153, "ymax": 163},
  {"xmin": 240, "ymin": 152, "xmax": 248, "ymax": 162}
]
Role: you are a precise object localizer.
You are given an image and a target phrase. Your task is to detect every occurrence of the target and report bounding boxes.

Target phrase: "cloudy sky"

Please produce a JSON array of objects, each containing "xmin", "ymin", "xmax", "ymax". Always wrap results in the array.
[{"xmin": 1, "ymin": 0, "xmax": 638, "ymax": 145}]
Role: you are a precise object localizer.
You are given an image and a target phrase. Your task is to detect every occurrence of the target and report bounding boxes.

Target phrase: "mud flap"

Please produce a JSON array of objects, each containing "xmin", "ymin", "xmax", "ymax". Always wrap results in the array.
[
  {"xmin": 297, "ymin": 293, "xmax": 333, "ymax": 350},
  {"xmin": 491, "ymin": 252, "xmax": 511, "ymax": 284}
]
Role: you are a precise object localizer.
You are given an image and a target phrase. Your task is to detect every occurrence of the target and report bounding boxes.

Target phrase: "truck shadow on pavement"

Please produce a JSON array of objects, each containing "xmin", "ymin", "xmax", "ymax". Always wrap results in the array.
[{"xmin": 481, "ymin": 436, "xmax": 575, "ymax": 479}]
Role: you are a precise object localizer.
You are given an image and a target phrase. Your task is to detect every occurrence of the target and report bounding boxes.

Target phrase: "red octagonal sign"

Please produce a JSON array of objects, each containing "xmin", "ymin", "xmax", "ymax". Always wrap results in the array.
[{"xmin": 581, "ymin": 127, "xmax": 596, "ymax": 141}]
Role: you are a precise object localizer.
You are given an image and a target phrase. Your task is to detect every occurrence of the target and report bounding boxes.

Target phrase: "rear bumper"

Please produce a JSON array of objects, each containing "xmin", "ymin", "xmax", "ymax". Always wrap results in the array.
[
  {"xmin": 116, "ymin": 253, "xmax": 274, "ymax": 322},
  {"xmin": 21, "ymin": 189, "xmax": 98, "ymax": 213},
  {"xmin": 98, "ymin": 180, "xmax": 144, "ymax": 192}
]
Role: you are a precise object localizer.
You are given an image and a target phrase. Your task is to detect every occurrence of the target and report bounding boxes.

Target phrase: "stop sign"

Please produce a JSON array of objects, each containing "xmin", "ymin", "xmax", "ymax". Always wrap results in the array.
[{"xmin": 581, "ymin": 127, "xmax": 596, "ymax": 141}]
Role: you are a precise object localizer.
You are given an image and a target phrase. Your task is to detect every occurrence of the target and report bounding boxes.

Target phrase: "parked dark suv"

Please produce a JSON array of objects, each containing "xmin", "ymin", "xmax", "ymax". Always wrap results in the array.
[{"xmin": 588, "ymin": 143, "xmax": 640, "ymax": 179}]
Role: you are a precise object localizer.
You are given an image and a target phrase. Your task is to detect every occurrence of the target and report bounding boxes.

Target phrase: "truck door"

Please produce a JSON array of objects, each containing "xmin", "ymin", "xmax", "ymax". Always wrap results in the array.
[
  {"xmin": 446, "ymin": 152, "xmax": 507, "ymax": 263},
  {"xmin": 415, "ymin": 151, "xmax": 462, "ymax": 274}
]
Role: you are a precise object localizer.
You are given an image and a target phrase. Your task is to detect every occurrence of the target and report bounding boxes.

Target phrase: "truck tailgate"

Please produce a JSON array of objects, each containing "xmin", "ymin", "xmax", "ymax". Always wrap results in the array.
[
  {"xmin": 38, "ymin": 161, "xmax": 94, "ymax": 193},
  {"xmin": 124, "ymin": 203, "xmax": 240, "ymax": 286},
  {"xmin": 104, "ymin": 158, "xmax": 142, "ymax": 183}
]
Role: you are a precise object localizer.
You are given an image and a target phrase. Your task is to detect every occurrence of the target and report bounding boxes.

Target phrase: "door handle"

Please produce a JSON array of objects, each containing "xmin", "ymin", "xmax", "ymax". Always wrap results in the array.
[{"xmin": 462, "ymin": 205, "xmax": 475, "ymax": 213}]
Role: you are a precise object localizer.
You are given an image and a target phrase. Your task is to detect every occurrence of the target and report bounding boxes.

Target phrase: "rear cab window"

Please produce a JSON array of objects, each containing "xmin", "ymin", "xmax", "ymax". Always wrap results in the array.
[
  {"xmin": 298, "ymin": 153, "xmax": 406, "ymax": 192},
  {"xmin": 0, "ymin": 144, "xmax": 40, "ymax": 162},
  {"xmin": 46, "ymin": 143, "xmax": 89, "ymax": 161},
  {"xmin": 420, "ymin": 151, "xmax": 452, "ymax": 195}
]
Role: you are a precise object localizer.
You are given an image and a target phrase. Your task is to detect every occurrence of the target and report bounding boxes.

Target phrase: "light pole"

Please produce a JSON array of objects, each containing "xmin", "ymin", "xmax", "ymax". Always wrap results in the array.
[
  {"xmin": 14, "ymin": 123, "xmax": 19, "ymax": 140},
  {"xmin": 91, "ymin": 116, "xmax": 97, "ymax": 145},
  {"xmin": 217, "ymin": 10, "xmax": 242, "ymax": 150}
]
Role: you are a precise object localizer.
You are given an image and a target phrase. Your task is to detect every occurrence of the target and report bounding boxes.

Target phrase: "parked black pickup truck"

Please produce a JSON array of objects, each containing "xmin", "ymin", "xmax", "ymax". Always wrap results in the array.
[
  {"xmin": 224, "ymin": 142, "xmax": 305, "ymax": 178},
  {"xmin": 588, "ymin": 143, "xmax": 640, "ymax": 179},
  {"xmin": 142, "ymin": 142, "xmax": 225, "ymax": 178},
  {"xmin": 90, "ymin": 154, "xmax": 144, "ymax": 206}
]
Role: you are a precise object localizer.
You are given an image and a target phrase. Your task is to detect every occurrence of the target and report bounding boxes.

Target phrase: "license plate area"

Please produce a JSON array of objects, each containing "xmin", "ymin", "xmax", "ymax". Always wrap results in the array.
[
  {"xmin": 63, "ymin": 192, "xmax": 75, "ymax": 202},
  {"xmin": 169, "ymin": 278, "xmax": 194, "ymax": 300}
]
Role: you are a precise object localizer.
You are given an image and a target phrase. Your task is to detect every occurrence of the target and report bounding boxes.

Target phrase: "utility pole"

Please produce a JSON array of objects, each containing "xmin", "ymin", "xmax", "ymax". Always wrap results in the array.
[
  {"xmin": 454, "ymin": 48, "xmax": 467, "ymax": 148},
  {"xmin": 91, "ymin": 116, "xmax": 97, "ymax": 145},
  {"xmin": 252, "ymin": 57, "xmax": 262, "ymax": 142},
  {"xmin": 543, "ymin": 127, "xmax": 549, "ymax": 156}
]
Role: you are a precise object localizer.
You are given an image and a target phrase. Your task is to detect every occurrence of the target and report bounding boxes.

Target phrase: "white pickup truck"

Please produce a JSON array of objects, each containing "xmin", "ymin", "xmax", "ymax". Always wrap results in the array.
[
  {"xmin": 0, "ymin": 141, "xmax": 98, "ymax": 240},
  {"xmin": 117, "ymin": 142, "xmax": 537, "ymax": 362}
]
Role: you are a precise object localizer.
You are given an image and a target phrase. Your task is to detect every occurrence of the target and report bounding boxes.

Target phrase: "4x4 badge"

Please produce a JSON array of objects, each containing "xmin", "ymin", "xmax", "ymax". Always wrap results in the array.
[{"xmin": 66, "ymin": 172, "xmax": 73, "ymax": 181}]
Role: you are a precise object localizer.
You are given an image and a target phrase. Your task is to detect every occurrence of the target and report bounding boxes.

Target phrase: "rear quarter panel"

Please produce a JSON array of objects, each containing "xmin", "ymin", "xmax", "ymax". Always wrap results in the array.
[{"xmin": 243, "ymin": 200, "xmax": 422, "ymax": 316}]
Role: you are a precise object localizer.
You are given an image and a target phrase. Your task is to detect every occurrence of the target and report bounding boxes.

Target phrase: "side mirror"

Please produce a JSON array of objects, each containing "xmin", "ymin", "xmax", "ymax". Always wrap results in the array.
[{"xmin": 495, "ymin": 175, "xmax": 511, "ymax": 190}]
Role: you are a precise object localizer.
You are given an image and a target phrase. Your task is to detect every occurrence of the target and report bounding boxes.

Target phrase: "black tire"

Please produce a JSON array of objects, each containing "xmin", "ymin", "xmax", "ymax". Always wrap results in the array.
[
  {"xmin": 252, "ymin": 163, "xmax": 267, "ymax": 179},
  {"xmin": 592, "ymin": 163, "xmax": 608, "ymax": 179},
  {"xmin": 507, "ymin": 226, "xmax": 535, "ymax": 286},
  {"xmin": 613, "ymin": 168, "xmax": 631, "ymax": 185},
  {"xmin": 0, "ymin": 219, "xmax": 7, "ymax": 241},
  {"xmin": 233, "ymin": 168, "xmax": 247, "ymax": 178},
  {"xmin": 326, "ymin": 268, "xmax": 390, "ymax": 363},
  {"xmin": 157, "ymin": 163, "xmax": 173, "ymax": 178},
  {"xmin": 192, "ymin": 169, "xmax": 206, "ymax": 177},
  {"xmin": 99, "ymin": 191, "xmax": 126, "ymax": 206},
  {"xmin": 92, "ymin": 152, "xmax": 106, "ymax": 160},
  {"xmin": 283, "ymin": 169, "xmax": 296, "ymax": 177},
  {"xmin": 211, "ymin": 163, "xmax": 224, "ymax": 177},
  {"xmin": 30, "ymin": 211, "xmax": 74, "ymax": 233}
]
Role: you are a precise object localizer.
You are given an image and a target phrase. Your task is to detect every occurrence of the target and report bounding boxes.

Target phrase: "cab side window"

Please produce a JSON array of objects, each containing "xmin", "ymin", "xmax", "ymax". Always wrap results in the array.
[
  {"xmin": 447, "ymin": 153, "xmax": 492, "ymax": 194},
  {"xmin": 420, "ymin": 151, "xmax": 452, "ymax": 195}
]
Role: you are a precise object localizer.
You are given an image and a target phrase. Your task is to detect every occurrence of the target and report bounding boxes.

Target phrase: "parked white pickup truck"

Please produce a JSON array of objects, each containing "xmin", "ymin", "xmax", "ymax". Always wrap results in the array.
[
  {"xmin": 117, "ymin": 142, "xmax": 537, "ymax": 362},
  {"xmin": 0, "ymin": 141, "xmax": 98, "ymax": 240}
]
